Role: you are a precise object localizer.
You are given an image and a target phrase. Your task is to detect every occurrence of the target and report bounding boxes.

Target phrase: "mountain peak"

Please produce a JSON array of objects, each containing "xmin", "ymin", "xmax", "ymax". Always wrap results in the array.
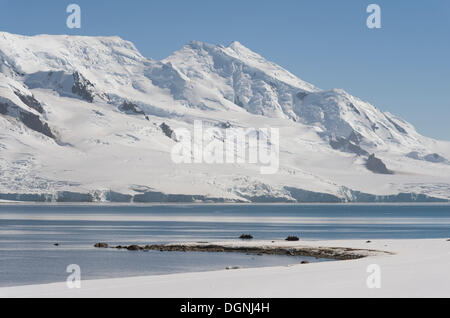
[
  {"xmin": 0, "ymin": 31, "xmax": 144, "ymax": 79},
  {"xmin": 227, "ymin": 40, "xmax": 247, "ymax": 50},
  {"xmin": 0, "ymin": 31, "xmax": 130, "ymax": 45},
  {"xmin": 224, "ymin": 41, "xmax": 266, "ymax": 62},
  {"xmin": 225, "ymin": 40, "xmax": 264, "ymax": 59},
  {"xmin": 182, "ymin": 40, "xmax": 258, "ymax": 58}
]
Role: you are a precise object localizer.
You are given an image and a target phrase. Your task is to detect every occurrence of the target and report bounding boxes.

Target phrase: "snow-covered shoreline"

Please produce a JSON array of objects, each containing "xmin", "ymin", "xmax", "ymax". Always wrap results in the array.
[{"xmin": 1, "ymin": 239, "xmax": 449, "ymax": 298}]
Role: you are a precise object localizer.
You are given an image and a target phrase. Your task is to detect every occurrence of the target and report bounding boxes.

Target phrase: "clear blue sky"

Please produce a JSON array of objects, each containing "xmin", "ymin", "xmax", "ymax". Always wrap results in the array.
[{"xmin": 1, "ymin": 0, "xmax": 449, "ymax": 140}]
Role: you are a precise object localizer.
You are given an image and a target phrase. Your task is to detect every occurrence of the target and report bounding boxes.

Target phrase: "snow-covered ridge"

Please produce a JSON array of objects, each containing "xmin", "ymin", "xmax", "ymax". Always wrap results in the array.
[{"xmin": 0, "ymin": 31, "xmax": 449, "ymax": 202}]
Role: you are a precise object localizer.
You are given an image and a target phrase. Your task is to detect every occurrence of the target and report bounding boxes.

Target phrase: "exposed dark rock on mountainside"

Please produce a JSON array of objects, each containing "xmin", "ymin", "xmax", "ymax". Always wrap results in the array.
[
  {"xmin": 14, "ymin": 91, "xmax": 44, "ymax": 113},
  {"xmin": 330, "ymin": 137, "xmax": 369, "ymax": 156},
  {"xmin": 160, "ymin": 122, "xmax": 175, "ymax": 139},
  {"xmin": 19, "ymin": 111, "xmax": 54, "ymax": 139},
  {"xmin": 407, "ymin": 151, "xmax": 448, "ymax": 164},
  {"xmin": 296, "ymin": 92, "xmax": 309, "ymax": 100},
  {"xmin": 119, "ymin": 101, "xmax": 145, "ymax": 115},
  {"xmin": 424, "ymin": 153, "xmax": 447, "ymax": 163},
  {"xmin": 0, "ymin": 99, "xmax": 55, "ymax": 138},
  {"xmin": 0, "ymin": 102, "xmax": 7, "ymax": 114},
  {"xmin": 385, "ymin": 115, "xmax": 407, "ymax": 134},
  {"xmin": 366, "ymin": 154, "xmax": 394, "ymax": 175},
  {"xmin": 72, "ymin": 72, "xmax": 97, "ymax": 103}
]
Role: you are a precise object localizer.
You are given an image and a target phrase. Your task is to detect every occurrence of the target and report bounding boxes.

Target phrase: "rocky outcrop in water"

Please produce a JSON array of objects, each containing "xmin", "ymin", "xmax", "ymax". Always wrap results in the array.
[
  {"xmin": 103, "ymin": 242, "xmax": 389, "ymax": 261},
  {"xmin": 94, "ymin": 243, "xmax": 109, "ymax": 248},
  {"xmin": 127, "ymin": 245, "xmax": 143, "ymax": 251}
]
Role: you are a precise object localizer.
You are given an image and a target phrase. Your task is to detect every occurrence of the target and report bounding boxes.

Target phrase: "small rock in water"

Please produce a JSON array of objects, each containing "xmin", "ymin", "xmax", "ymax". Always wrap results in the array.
[
  {"xmin": 226, "ymin": 266, "xmax": 240, "ymax": 270},
  {"xmin": 285, "ymin": 236, "xmax": 300, "ymax": 242},
  {"xmin": 127, "ymin": 245, "xmax": 142, "ymax": 251},
  {"xmin": 301, "ymin": 261, "xmax": 310, "ymax": 265},
  {"xmin": 94, "ymin": 243, "xmax": 109, "ymax": 248},
  {"xmin": 239, "ymin": 234, "xmax": 253, "ymax": 240},
  {"xmin": 366, "ymin": 240, "xmax": 372, "ymax": 243},
  {"xmin": 54, "ymin": 243, "xmax": 60, "ymax": 247}
]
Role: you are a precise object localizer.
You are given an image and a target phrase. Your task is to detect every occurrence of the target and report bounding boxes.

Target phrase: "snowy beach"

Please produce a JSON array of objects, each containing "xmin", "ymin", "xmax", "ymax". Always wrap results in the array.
[{"xmin": 2, "ymin": 238, "xmax": 449, "ymax": 298}]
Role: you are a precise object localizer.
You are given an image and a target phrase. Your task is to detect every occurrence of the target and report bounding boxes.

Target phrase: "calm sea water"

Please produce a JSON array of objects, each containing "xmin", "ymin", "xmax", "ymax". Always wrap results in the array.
[{"xmin": 1, "ymin": 204, "xmax": 449, "ymax": 287}]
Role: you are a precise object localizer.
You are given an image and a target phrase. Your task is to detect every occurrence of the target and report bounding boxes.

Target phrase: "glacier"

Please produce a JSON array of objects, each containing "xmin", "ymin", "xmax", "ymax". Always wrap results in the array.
[{"xmin": 0, "ymin": 31, "xmax": 449, "ymax": 203}]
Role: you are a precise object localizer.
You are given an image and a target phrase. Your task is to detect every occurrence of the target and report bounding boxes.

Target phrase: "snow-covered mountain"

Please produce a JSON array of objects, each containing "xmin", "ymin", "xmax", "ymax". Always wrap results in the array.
[{"xmin": 0, "ymin": 31, "xmax": 449, "ymax": 203}]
